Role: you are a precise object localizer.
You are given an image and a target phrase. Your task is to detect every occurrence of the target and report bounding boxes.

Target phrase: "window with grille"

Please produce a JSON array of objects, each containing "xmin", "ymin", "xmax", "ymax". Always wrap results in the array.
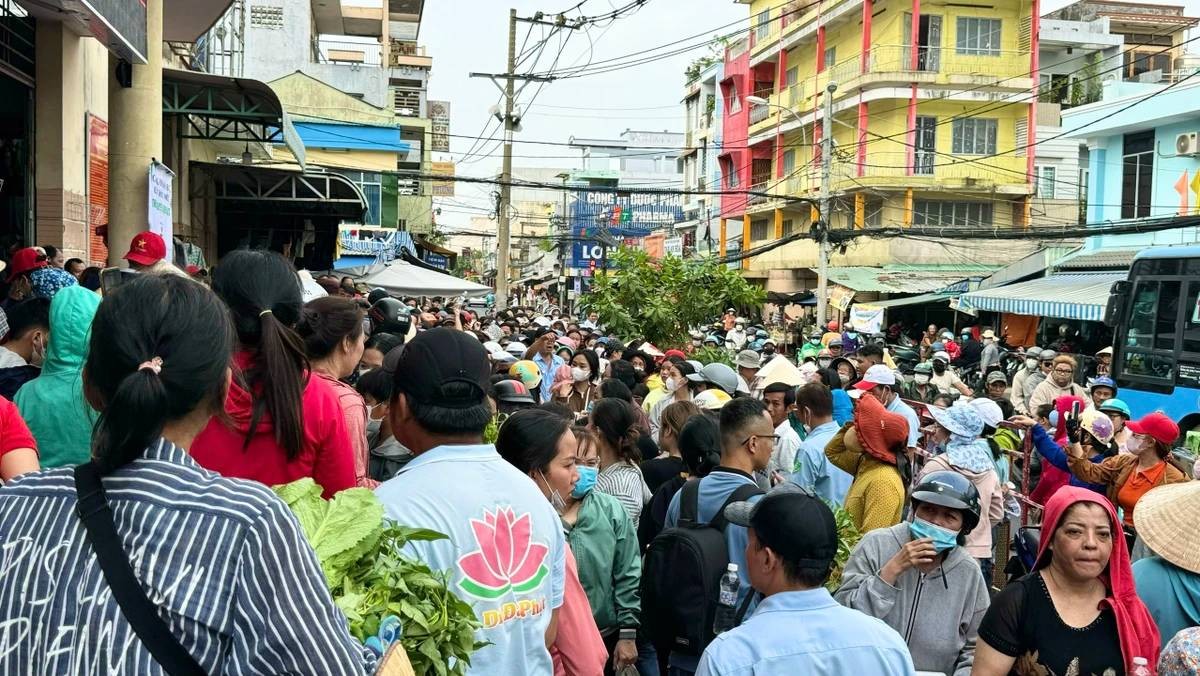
[
  {"xmin": 913, "ymin": 200, "xmax": 993, "ymax": 226},
  {"xmin": 1122, "ymin": 131, "xmax": 1154, "ymax": 219},
  {"xmin": 956, "ymin": 17, "xmax": 1001, "ymax": 55},
  {"xmin": 756, "ymin": 11, "xmax": 771, "ymax": 40},
  {"xmin": 782, "ymin": 218, "xmax": 795, "ymax": 235},
  {"xmin": 782, "ymin": 149, "xmax": 796, "ymax": 176},
  {"xmin": 750, "ymin": 218, "xmax": 771, "ymax": 241},
  {"xmin": 951, "ymin": 118, "xmax": 997, "ymax": 155},
  {"xmin": 726, "ymin": 80, "xmax": 741, "ymax": 114},
  {"xmin": 1034, "ymin": 166, "xmax": 1057, "ymax": 199},
  {"xmin": 343, "ymin": 172, "xmax": 382, "ymax": 225},
  {"xmin": 250, "ymin": 5, "xmax": 284, "ymax": 29},
  {"xmin": 865, "ymin": 198, "xmax": 884, "ymax": 227}
]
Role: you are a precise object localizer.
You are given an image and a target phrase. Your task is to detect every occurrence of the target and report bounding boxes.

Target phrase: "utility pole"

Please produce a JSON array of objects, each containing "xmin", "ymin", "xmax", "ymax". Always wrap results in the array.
[
  {"xmin": 816, "ymin": 81, "xmax": 837, "ymax": 328},
  {"xmin": 469, "ymin": 10, "xmax": 575, "ymax": 312},
  {"xmin": 495, "ymin": 8, "xmax": 518, "ymax": 312}
]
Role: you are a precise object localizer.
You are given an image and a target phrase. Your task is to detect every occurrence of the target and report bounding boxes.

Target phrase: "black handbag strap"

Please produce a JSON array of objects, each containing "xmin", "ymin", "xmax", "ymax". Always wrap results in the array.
[
  {"xmin": 678, "ymin": 478, "xmax": 702, "ymax": 526},
  {"xmin": 73, "ymin": 462, "xmax": 206, "ymax": 676}
]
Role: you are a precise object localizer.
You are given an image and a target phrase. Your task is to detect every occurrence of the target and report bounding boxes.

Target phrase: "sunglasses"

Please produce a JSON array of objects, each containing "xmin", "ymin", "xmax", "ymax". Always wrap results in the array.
[{"xmin": 741, "ymin": 433, "xmax": 780, "ymax": 447}]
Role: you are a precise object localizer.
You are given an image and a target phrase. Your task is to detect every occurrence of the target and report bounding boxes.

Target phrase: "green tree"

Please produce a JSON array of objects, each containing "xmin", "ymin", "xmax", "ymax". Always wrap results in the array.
[{"xmin": 581, "ymin": 246, "xmax": 764, "ymax": 348}]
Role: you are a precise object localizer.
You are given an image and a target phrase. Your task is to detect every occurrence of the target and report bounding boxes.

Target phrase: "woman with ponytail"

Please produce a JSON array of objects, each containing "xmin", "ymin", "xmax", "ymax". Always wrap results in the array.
[
  {"xmin": 296, "ymin": 296, "xmax": 374, "ymax": 488},
  {"xmin": 0, "ymin": 273, "xmax": 374, "ymax": 673},
  {"xmin": 590, "ymin": 397, "xmax": 652, "ymax": 528},
  {"xmin": 191, "ymin": 249, "xmax": 356, "ymax": 498}
]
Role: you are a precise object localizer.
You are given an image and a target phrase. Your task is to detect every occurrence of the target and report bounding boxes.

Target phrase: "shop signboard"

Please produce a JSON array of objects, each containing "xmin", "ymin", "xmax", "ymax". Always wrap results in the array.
[
  {"xmin": 429, "ymin": 101, "xmax": 450, "ymax": 153},
  {"xmin": 147, "ymin": 160, "xmax": 174, "ymax": 245},
  {"xmin": 87, "ymin": 114, "xmax": 109, "ymax": 265},
  {"xmin": 663, "ymin": 236, "xmax": 683, "ymax": 257},
  {"xmin": 430, "ymin": 161, "xmax": 455, "ymax": 196}
]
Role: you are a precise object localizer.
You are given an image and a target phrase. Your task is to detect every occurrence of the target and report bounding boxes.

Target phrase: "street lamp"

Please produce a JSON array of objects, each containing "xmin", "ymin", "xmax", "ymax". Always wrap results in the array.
[{"xmin": 746, "ymin": 83, "xmax": 837, "ymax": 327}]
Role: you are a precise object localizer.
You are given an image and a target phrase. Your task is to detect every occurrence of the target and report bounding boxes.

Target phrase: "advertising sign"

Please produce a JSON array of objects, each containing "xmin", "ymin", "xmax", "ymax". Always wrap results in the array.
[
  {"xmin": 87, "ymin": 114, "xmax": 109, "ymax": 265},
  {"xmin": 431, "ymin": 161, "xmax": 455, "ymax": 196},
  {"xmin": 147, "ymin": 160, "xmax": 174, "ymax": 245},
  {"xmin": 569, "ymin": 190, "xmax": 683, "ymax": 238},
  {"xmin": 429, "ymin": 100, "xmax": 450, "ymax": 153},
  {"xmin": 663, "ymin": 236, "xmax": 683, "ymax": 257},
  {"xmin": 424, "ymin": 252, "xmax": 448, "ymax": 270},
  {"xmin": 82, "ymin": 0, "xmax": 148, "ymax": 63},
  {"xmin": 643, "ymin": 233, "xmax": 665, "ymax": 259}
]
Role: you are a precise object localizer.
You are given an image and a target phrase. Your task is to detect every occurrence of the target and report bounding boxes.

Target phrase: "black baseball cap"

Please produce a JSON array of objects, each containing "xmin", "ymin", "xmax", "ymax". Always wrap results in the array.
[
  {"xmin": 724, "ymin": 485, "xmax": 838, "ymax": 568},
  {"xmin": 530, "ymin": 325, "xmax": 555, "ymax": 342},
  {"xmin": 390, "ymin": 327, "xmax": 490, "ymax": 409}
]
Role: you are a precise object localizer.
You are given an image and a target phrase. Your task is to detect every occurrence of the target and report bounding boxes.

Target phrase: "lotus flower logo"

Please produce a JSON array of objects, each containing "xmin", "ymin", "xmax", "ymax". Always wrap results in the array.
[{"xmin": 457, "ymin": 507, "xmax": 549, "ymax": 600}]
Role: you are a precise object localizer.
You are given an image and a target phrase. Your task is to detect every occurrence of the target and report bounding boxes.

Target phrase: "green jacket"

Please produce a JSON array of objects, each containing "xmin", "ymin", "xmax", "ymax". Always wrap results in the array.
[
  {"xmin": 16, "ymin": 286, "xmax": 100, "ymax": 467},
  {"xmin": 566, "ymin": 490, "xmax": 641, "ymax": 632}
]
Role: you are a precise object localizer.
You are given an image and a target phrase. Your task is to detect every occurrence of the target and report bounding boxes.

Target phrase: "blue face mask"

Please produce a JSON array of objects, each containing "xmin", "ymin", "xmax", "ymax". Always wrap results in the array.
[
  {"xmin": 908, "ymin": 517, "xmax": 959, "ymax": 552},
  {"xmin": 572, "ymin": 465, "xmax": 598, "ymax": 499}
]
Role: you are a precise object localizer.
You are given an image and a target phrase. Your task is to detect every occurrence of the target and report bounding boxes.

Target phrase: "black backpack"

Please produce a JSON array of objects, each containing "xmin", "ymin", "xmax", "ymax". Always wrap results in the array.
[{"xmin": 641, "ymin": 478, "xmax": 763, "ymax": 656}]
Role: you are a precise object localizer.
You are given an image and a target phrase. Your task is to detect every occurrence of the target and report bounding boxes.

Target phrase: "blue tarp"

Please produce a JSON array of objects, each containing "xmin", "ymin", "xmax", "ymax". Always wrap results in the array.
[{"xmin": 293, "ymin": 122, "xmax": 411, "ymax": 152}]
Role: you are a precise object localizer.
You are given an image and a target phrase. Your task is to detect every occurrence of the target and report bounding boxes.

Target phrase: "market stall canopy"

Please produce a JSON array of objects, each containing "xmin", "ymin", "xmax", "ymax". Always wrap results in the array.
[
  {"xmin": 755, "ymin": 355, "xmax": 805, "ymax": 388},
  {"xmin": 815, "ymin": 266, "xmax": 993, "ymax": 294},
  {"xmin": 354, "ymin": 259, "xmax": 491, "ymax": 298},
  {"xmin": 766, "ymin": 290, "xmax": 816, "ymax": 306},
  {"xmin": 956, "ymin": 273, "xmax": 1125, "ymax": 321}
]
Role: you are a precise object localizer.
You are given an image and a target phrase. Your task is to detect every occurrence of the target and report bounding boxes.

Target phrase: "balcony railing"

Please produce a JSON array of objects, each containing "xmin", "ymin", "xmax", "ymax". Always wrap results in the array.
[
  {"xmin": 829, "ymin": 151, "xmax": 1029, "ymax": 190},
  {"xmin": 388, "ymin": 39, "xmax": 432, "ymax": 68},
  {"xmin": 313, "ymin": 38, "xmax": 382, "ymax": 66},
  {"xmin": 749, "ymin": 102, "xmax": 773, "ymax": 125}
]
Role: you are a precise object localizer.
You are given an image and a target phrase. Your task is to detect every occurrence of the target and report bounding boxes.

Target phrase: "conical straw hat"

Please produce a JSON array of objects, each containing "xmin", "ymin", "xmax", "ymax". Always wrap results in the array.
[{"xmin": 1134, "ymin": 481, "xmax": 1200, "ymax": 574}]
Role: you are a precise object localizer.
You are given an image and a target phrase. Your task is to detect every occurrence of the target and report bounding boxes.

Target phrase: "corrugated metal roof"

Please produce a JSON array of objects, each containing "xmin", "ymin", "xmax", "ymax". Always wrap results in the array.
[
  {"xmin": 957, "ymin": 273, "xmax": 1124, "ymax": 321},
  {"xmin": 819, "ymin": 266, "xmax": 995, "ymax": 293},
  {"xmin": 1054, "ymin": 248, "xmax": 1139, "ymax": 270}
]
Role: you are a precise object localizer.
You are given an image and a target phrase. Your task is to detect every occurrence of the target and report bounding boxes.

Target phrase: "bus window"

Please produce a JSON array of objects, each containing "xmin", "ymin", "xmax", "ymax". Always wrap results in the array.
[
  {"xmin": 1155, "ymin": 280, "xmax": 1181, "ymax": 351},
  {"xmin": 1126, "ymin": 280, "xmax": 1181, "ymax": 351},
  {"xmin": 1185, "ymin": 281, "xmax": 1200, "ymax": 354},
  {"xmin": 1122, "ymin": 351, "xmax": 1174, "ymax": 380}
]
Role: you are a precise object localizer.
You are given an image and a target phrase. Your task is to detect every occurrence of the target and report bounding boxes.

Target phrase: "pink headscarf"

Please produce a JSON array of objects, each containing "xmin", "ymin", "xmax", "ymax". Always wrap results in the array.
[
  {"xmin": 1030, "ymin": 394, "xmax": 1088, "ymax": 506},
  {"xmin": 1037, "ymin": 487, "xmax": 1161, "ymax": 672}
]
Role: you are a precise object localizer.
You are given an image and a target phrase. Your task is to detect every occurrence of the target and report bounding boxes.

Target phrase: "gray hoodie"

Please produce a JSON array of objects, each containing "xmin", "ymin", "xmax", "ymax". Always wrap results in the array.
[{"xmin": 834, "ymin": 523, "xmax": 990, "ymax": 676}]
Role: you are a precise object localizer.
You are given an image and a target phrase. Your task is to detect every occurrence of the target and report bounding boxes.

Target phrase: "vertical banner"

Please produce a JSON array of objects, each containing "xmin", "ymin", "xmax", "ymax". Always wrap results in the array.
[
  {"xmin": 86, "ymin": 114, "xmax": 109, "ymax": 265},
  {"xmin": 429, "ymin": 101, "xmax": 450, "ymax": 152},
  {"xmin": 147, "ymin": 160, "xmax": 174, "ymax": 245}
]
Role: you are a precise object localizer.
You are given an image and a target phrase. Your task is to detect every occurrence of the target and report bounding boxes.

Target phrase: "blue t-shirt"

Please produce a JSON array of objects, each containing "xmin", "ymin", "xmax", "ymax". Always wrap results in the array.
[
  {"xmin": 531, "ymin": 352, "xmax": 566, "ymax": 403},
  {"xmin": 791, "ymin": 421, "xmax": 853, "ymax": 506},
  {"xmin": 697, "ymin": 588, "xmax": 915, "ymax": 676},
  {"xmin": 887, "ymin": 395, "xmax": 922, "ymax": 448},
  {"xmin": 376, "ymin": 444, "xmax": 566, "ymax": 676}
]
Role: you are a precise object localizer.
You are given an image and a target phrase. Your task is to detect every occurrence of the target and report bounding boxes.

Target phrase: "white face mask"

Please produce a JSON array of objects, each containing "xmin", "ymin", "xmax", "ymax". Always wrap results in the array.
[
  {"xmin": 1026, "ymin": 358, "xmax": 1038, "ymax": 370},
  {"xmin": 818, "ymin": 358, "xmax": 832, "ymax": 369},
  {"xmin": 539, "ymin": 471, "xmax": 567, "ymax": 514},
  {"xmin": 914, "ymin": 374, "xmax": 931, "ymax": 385},
  {"xmin": 595, "ymin": 347, "xmax": 606, "ymax": 358},
  {"xmin": 571, "ymin": 367, "xmax": 590, "ymax": 382},
  {"xmin": 838, "ymin": 373, "xmax": 852, "ymax": 385}
]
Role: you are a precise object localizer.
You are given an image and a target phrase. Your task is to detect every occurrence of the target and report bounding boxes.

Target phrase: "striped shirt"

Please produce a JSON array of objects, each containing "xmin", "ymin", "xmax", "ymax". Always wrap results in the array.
[
  {"xmin": 0, "ymin": 438, "xmax": 374, "ymax": 675},
  {"xmin": 595, "ymin": 462, "xmax": 651, "ymax": 528}
]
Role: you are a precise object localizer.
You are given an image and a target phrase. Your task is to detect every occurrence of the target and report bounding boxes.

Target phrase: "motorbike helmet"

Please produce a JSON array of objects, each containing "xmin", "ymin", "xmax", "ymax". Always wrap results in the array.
[
  {"xmin": 368, "ymin": 297, "xmax": 411, "ymax": 336},
  {"xmin": 827, "ymin": 321, "xmax": 840, "ymax": 331},
  {"xmin": 910, "ymin": 470, "xmax": 982, "ymax": 542},
  {"xmin": 491, "ymin": 378, "xmax": 536, "ymax": 405},
  {"xmin": 913, "ymin": 362, "xmax": 933, "ymax": 375},
  {"xmin": 1098, "ymin": 398, "xmax": 1132, "ymax": 419},
  {"xmin": 366, "ymin": 288, "xmax": 390, "ymax": 306}
]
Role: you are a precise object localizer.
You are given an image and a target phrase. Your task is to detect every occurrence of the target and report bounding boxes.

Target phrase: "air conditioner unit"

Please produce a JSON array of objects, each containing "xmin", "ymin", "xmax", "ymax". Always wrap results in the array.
[{"xmin": 1176, "ymin": 132, "xmax": 1200, "ymax": 156}]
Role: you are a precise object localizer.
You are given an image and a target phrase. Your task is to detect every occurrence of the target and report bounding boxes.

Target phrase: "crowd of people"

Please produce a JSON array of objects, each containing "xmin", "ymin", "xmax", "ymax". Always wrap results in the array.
[{"xmin": 0, "ymin": 242, "xmax": 1199, "ymax": 675}]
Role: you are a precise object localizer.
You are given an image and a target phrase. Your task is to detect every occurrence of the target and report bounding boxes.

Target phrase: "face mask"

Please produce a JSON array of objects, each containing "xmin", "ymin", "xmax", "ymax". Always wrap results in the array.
[
  {"xmin": 692, "ymin": 339, "xmax": 702, "ymax": 347},
  {"xmin": 909, "ymin": 517, "xmax": 959, "ymax": 552},
  {"xmin": 634, "ymin": 366, "xmax": 645, "ymax": 375},
  {"xmin": 914, "ymin": 374, "xmax": 930, "ymax": 385},
  {"xmin": 818, "ymin": 358, "xmax": 832, "ymax": 369},
  {"xmin": 572, "ymin": 465, "xmax": 597, "ymax": 499},
  {"xmin": 847, "ymin": 332, "xmax": 858, "ymax": 339},
  {"xmin": 763, "ymin": 347, "xmax": 775, "ymax": 355},
  {"xmin": 366, "ymin": 418, "xmax": 383, "ymax": 448},
  {"xmin": 1025, "ymin": 358, "xmax": 1038, "ymax": 370},
  {"xmin": 838, "ymin": 373, "xmax": 852, "ymax": 385},
  {"xmin": 664, "ymin": 377, "xmax": 682, "ymax": 393},
  {"xmin": 539, "ymin": 471, "xmax": 567, "ymax": 514},
  {"xmin": 933, "ymin": 362, "xmax": 946, "ymax": 374},
  {"xmin": 571, "ymin": 367, "xmax": 590, "ymax": 382},
  {"xmin": 595, "ymin": 347, "xmax": 606, "ymax": 358}
]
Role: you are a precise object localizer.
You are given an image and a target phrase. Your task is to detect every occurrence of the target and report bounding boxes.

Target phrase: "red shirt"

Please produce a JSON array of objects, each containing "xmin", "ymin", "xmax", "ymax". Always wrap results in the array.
[
  {"xmin": 0, "ymin": 396, "xmax": 36, "ymax": 457},
  {"xmin": 191, "ymin": 352, "xmax": 357, "ymax": 498}
]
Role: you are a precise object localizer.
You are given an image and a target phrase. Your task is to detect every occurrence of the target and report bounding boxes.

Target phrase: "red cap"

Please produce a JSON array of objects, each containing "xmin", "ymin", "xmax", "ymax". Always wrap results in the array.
[
  {"xmin": 1126, "ymin": 412, "xmax": 1180, "ymax": 446},
  {"xmin": 664, "ymin": 349, "xmax": 687, "ymax": 361},
  {"xmin": 123, "ymin": 231, "xmax": 167, "ymax": 266},
  {"xmin": 7, "ymin": 247, "xmax": 47, "ymax": 282}
]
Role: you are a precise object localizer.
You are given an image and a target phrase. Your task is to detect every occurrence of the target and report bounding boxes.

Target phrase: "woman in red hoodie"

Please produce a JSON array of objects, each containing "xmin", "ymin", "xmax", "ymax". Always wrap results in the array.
[
  {"xmin": 191, "ymin": 250, "xmax": 356, "ymax": 498},
  {"xmin": 297, "ymin": 296, "xmax": 376, "ymax": 488}
]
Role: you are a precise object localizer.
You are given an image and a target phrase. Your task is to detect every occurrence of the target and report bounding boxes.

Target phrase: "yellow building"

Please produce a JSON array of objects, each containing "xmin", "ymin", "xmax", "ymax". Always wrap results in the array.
[{"xmin": 729, "ymin": 0, "xmax": 1040, "ymax": 283}]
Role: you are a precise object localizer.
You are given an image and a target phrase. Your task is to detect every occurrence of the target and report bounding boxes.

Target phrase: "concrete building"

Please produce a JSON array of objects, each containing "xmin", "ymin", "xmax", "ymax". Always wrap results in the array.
[
  {"xmin": 1045, "ymin": 1, "xmax": 1199, "ymax": 83},
  {"xmin": 679, "ymin": 57, "xmax": 725, "ymax": 258}
]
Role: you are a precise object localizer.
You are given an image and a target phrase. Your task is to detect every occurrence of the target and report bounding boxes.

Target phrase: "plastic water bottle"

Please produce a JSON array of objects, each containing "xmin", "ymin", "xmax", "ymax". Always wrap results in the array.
[
  {"xmin": 712, "ymin": 563, "xmax": 740, "ymax": 635},
  {"xmin": 1131, "ymin": 657, "xmax": 1151, "ymax": 676}
]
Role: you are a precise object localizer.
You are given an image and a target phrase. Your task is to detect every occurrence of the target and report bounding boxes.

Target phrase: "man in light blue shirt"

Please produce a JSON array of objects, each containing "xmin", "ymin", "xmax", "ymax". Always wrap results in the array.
[
  {"xmin": 528, "ymin": 325, "xmax": 565, "ymax": 403},
  {"xmin": 376, "ymin": 328, "xmax": 566, "ymax": 676},
  {"xmin": 665, "ymin": 398, "xmax": 775, "ymax": 673},
  {"xmin": 853, "ymin": 364, "xmax": 923, "ymax": 450},
  {"xmin": 790, "ymin": 383, "xmax": 853, "ymax": 505},
  {"xmin": 697, "ymin": 488, "xmax": 915, "ymax": 676}
]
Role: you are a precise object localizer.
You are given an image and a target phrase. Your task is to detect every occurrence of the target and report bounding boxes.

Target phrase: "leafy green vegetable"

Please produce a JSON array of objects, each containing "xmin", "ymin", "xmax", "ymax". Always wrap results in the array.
[
  {"xmin": 826, "ymin": 503, "xmax": 864, "ymax": 591},
  {"xmin": 272, "ymin": 479, "xmax": 486, "ymax": 675}
]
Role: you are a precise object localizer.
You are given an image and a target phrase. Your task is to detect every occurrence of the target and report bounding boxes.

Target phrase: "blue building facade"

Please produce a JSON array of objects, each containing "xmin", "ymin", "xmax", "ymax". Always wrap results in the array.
[{"xmin": 1063, "ymin": 78, "xmax": 1200, "ymax": 250}]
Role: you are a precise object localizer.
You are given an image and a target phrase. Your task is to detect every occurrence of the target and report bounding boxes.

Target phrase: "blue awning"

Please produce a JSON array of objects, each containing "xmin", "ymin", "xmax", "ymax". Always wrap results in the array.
[
  {"xmin": 956, "ymin": 273, "xmax": 1125, "ymax": 321},
  {"xmin": 292, "ymin": 122, "xmax": 411, "ymax": 152}
]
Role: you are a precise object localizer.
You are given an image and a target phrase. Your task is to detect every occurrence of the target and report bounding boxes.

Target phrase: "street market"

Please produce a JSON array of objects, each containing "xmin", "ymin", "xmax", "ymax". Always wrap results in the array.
[{"xmin": 3, "ymin": 0, "xmax": 1200, "ymax": 674}]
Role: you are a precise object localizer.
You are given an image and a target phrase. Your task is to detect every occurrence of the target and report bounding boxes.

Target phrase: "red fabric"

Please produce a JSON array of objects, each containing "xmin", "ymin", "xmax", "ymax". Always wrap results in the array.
[
  {"xmin": 191, "ymin": 351, "xmax": 357, "ymax": 499},
  {"xmin": 1126, "ymin": 412, "xmax": 1180, "ymax": 447},
  {"xmin": 1031, "ymin": 395, "xmax": 1088, "ymax": 507},
  {"xmin": 313, "ymin": 371, "xmax": 377, "ymax": 490},
  {"xmin": 944, "ymin": 340, "xmax": 961, "ymax": 361},
  {"xmin": 551, "ymin": 544, "xmax": 607, "ymax": 676},
  {"xmin": 852, "ymin": 393, "xmax": 907, "ymax": 464},
  {"xmin": 1036, "ymin": 486, "xmax": 1161, "ymax": 673},
  {"xmin": 0, "ymin": 396, "xmax": 36, "ymax": 457}
]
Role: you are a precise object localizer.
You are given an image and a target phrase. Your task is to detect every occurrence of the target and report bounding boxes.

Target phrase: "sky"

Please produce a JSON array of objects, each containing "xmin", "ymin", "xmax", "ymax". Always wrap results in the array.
[{"xmin": 420, "ymin": 0, "xmax": 747, "ymax": 229}]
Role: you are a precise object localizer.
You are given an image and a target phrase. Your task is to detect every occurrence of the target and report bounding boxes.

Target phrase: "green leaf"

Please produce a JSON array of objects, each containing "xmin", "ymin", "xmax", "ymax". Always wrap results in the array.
[{"xmin": 271, "ymin": 478, "xmax": 327, "ymax": 541}]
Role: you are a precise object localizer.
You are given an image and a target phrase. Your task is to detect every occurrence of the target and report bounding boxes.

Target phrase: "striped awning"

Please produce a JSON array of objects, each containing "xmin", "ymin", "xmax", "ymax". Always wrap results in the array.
[{"xmin": 956, "ymin": 273, "xmax": 1125, "ymax": 321}]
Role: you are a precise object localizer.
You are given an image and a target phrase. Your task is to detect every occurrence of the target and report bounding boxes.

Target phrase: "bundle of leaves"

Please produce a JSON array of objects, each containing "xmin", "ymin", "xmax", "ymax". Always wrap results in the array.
[
  {"xmin": 273, "ymin": 479, "xmax": 487, "ymax": 676},
  {"xmin": 825, "ymin": 503, "xmax": 864, "ymax": 591}
]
